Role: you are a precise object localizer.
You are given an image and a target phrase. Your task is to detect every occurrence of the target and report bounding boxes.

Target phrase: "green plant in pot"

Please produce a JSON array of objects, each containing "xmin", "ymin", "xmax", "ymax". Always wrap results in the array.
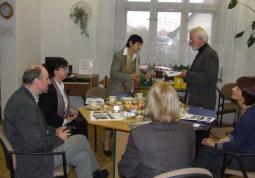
[
  {"xmin": 228, "ymin": 0, "xmax": 255, "ymax": 47},
  {"xmin": 70, "ymin": 5, "xmax": 89, "ymax": 37}
]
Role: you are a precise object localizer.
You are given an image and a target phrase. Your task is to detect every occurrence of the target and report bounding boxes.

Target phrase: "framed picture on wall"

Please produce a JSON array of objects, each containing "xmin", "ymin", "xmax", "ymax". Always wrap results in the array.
[{"xmin": 0, "ymin": 2, "xmax": 14, "ymax": 19}]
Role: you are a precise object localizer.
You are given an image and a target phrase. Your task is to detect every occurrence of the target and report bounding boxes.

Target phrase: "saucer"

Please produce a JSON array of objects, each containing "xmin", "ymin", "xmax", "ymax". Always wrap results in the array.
[{"xmin": 87, "ymin": 105, "xmax": 101, "ymax": 110}]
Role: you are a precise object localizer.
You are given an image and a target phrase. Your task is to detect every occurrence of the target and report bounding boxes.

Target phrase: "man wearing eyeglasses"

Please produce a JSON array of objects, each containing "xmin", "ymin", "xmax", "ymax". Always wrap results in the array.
[{"xmin": 179, "ymin": 26, "xmax": 219, "ymax": 110}]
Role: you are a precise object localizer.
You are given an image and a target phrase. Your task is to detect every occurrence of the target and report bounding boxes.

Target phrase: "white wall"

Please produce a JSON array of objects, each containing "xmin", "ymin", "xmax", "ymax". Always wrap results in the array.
[
  {"xmin": 225, "ymin": 0, "xmax": 255, "ymax": 82},
  {"xmin": 0, "ymin": 0, "xmax": 41, "ymax": 114},
  {"xmin": 41, "ymin": 0, "xmax": 115, "ymax": 79}
]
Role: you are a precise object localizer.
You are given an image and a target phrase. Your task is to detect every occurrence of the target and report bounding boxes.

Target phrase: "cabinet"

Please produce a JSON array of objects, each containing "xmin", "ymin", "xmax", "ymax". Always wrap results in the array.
[{"xmin": 64, "ymin": 74, "xmax": 98, "ymax": 96}]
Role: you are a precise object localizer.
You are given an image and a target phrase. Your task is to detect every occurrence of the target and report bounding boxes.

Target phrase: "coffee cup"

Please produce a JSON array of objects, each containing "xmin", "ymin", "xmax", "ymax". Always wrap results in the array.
[
  {"xmin": 108, "ymin": 96, "xmax": 116, "ymax": 104},
  {"xmin": 136, "ymin": 92, "xmax": 143, "ymax": 99},
  {"xmin": 89, "ymin": 100, "xmax": 98, "ymax": 108}
]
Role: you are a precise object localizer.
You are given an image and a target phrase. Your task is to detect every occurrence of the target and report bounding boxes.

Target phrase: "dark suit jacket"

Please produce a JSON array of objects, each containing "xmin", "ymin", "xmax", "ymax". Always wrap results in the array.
[
  {"xmin": 38, "ymin": 83, "xmax": 88, "ymax": 136},
  {"xmin": 39, "ymin": 83, "xmax": 66, "ymax": 127},
  {"xmin": 118, "ymin": 121, "xmax": 195, "ymax": 178},
  {"xmin": 3, "ymin": 86, "xmax": 63, "ymax": 178},
  {"xmin": 185, "ymin": 44, "xmax": 219, "ymax": 110}
]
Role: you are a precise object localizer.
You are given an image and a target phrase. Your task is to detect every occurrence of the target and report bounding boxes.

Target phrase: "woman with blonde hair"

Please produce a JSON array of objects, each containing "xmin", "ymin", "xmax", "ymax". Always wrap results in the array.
[{"xmin": 118, "ymin": 81, "xmax": 195, "ymax": 178}]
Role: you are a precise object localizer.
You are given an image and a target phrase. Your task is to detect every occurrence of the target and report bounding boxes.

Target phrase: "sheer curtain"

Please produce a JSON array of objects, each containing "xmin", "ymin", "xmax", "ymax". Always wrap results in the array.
[
  {"xmin": 113, "ymin": 0, "xmax": 237, "ymax": 79},
  {"xmin": 214, "ymin": 0, "xmax": 238, "ymax": 81}
]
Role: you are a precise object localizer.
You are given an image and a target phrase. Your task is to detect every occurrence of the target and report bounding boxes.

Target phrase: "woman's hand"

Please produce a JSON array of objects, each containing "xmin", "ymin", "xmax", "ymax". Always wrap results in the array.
[
  {"xmin": 179, "ymin": 70, "xmax": 187, "ymax": 78},
  {"xmin": 201, "ymin": 138, "xmax": 216, "ymax": 148},
  {"xmin": 66, "ymin": 107, "xmax": 78, "ymax": 122},
  {"xmin": 70, "ymin": 107, "xmax": 78, "ymax": 117}
]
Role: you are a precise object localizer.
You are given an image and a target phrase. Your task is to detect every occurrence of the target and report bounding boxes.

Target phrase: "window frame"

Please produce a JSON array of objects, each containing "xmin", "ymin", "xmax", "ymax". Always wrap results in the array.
[{"xmin": 115, "ymin": 0, "xmax": 220, "ymax": 64}]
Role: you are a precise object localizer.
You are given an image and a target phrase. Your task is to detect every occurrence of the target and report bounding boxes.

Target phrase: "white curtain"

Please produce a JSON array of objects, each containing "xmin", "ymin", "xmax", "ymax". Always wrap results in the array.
[{"xmin": 214, "ymin": 0, "xmax": 238, "ymax": 81}]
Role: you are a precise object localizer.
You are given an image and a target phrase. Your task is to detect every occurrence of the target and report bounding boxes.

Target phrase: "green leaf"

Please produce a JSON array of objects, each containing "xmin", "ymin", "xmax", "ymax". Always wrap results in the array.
[
  {"xmin": 247, "ymin": 36, "xmax": 255, "ymax": 48},
  {"xmin": 235, "ymin": 31, "xmax": 245, "ymax": 38},
  {"xmin": 228, "ymin": 0, "xmax": 238, "ymax": 9},
  {"xmin": 252, "ymin": 21, "xmax": 255, "ymax": 30}
]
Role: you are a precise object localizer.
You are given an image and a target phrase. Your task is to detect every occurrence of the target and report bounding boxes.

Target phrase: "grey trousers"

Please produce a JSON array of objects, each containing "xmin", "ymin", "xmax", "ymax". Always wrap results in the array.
[{"xmin": 53, "ymin": 134, "xmax": 98, "ymax": 178}]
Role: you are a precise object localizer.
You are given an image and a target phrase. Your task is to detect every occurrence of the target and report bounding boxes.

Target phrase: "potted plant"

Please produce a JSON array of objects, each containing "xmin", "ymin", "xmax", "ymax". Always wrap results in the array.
[
  {"xmin": 70, "ymin": 2, "xmax": 90, "ymax": 37},
  {"xmin": 228, "ymin": 0, "xmax": 255, "ymax": 47}
]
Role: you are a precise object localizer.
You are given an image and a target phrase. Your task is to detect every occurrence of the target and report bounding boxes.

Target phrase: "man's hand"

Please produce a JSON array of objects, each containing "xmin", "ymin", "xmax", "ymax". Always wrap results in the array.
[
  {"xmin": 179, "ymin": 70, "xmax": 188, "ymax": 78},
  {"xmin": 56, "ymin": 127, "xmax": 71, "ymax": 141},
  {"xmin": 201, "ymin": 138, "xmax": 216, "ymax": 148}
]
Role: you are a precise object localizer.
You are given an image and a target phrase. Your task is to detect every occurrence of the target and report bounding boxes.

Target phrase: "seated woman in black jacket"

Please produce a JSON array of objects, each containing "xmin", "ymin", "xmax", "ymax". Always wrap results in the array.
[{"xmin": 39, "ymin": 57, "xmax": 88, "ymax": 136}]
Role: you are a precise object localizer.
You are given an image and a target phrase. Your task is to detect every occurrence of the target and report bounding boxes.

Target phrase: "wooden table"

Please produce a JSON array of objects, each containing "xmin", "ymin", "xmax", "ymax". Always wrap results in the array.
[
  {"xmin": 79, "ymin": 106, "xmax": 131, "ymax": 178},
  {"xmin": 79, "ymin": 106, "xmax": 216, "ymax": 178}
]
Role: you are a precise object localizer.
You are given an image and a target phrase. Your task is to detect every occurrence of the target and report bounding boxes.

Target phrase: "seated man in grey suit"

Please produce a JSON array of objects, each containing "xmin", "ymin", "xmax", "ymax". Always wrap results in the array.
[{"xmin": 3, "ymin": 65, "xmax": 108, "ymax": 178}]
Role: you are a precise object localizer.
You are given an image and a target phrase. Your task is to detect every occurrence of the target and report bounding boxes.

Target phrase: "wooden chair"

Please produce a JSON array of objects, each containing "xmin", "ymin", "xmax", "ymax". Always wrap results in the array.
[
  {"xmin": 99, "ymin": 75, "xmax": 109, "ymax": 89},
  {"xmin": 221, "ymin": 152, "xmax": 255, "ymax": 178},
  {"xmin": 153, "ymin": 168, "xmax": 213, "ymax": 178},
  {"xmin": 210, "ymin": 127, "xmax": 234, "ymax": 140},
  {"xmin": 0, "ymin": 125, "xmax": 69, "ymax": 178},
  {"xmin": 216, "ymin": 83, "xmax": 238, "ymax": 126}
]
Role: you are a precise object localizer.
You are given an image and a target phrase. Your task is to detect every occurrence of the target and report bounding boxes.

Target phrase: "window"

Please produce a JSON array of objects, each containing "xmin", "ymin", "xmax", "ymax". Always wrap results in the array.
[{"xmin": 115, "ymin": 0, "xmax": 220, "ymax": 65}]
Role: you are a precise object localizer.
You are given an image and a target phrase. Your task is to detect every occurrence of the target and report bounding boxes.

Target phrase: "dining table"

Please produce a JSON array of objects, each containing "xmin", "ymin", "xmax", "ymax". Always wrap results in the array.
[{"xmin": 79, "ymin": 103, "xmax": 216, "ymax": 178}]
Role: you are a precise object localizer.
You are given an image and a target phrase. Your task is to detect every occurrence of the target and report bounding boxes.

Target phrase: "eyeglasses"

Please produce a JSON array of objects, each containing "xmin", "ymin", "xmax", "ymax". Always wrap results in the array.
[{"xmin": 60, "ymin": 67, "xmax": 69, "ymax": 71}]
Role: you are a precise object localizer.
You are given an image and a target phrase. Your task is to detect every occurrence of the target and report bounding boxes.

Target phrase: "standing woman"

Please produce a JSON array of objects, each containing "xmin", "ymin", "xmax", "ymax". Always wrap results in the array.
[
  {"xmin": 104, "ymin": 34, "xmax": 145, "ymax": 156},
  {"xmin": 39, "ymin": 57, "xmax": 88, "ymax": 136},
  {"xmin": 194, "ymin": 76, "xmax": 255, "ymax": 174},
  {"xmin": 108, "ymin": 34, "xmax": 144, "ymax": 96},
  {"xmin": 118, "ymin": 81, "xmax": 195, "ymax": 178}
]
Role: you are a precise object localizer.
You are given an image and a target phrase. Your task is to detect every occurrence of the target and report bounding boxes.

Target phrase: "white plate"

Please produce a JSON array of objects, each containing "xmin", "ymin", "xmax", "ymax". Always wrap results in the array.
[
  {"xmin": 87, "ymin": 105, "xmax": 101, "ymax": 110},
  {"xmin": 121, "ymin": 97, "xmax": 135, "ymax": 101}
]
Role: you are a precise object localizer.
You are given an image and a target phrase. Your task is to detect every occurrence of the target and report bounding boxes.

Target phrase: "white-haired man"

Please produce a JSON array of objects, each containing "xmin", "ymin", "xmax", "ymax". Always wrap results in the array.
[{"xmin": 180, "ymin": 26, "xmax": 219, "ymax": 110}]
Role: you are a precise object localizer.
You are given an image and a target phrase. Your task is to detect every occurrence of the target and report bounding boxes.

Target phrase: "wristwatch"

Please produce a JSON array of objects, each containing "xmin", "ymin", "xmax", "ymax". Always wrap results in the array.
[{"xmin": 0, "ymin": 2, "xmax": 13, "ymax": 19}]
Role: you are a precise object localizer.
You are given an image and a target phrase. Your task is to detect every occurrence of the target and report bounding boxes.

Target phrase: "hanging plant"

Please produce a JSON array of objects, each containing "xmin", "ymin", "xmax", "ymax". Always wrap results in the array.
[{"xmin": 70, "ymin": 1, "xmax": 91, "ymax": 38}]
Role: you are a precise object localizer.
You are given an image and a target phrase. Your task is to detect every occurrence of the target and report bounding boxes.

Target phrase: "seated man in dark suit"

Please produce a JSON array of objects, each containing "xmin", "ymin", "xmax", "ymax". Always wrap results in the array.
[{"xmin": 3, "ymin": 65, "xmax": 108, "ymax": 178}]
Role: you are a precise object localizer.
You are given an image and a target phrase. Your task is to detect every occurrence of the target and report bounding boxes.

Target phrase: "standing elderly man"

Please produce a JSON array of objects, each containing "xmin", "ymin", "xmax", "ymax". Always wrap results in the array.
[
  {"xmin": 180, "ymin": 27, "xmax": 219, "ymax": 110},
  {"xmin": 3, "ymin": 65, "xmax": 108, "ymax": 178}
]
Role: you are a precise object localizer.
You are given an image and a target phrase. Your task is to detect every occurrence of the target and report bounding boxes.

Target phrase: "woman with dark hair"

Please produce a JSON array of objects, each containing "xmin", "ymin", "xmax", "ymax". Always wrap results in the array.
[
  {"xmin": 39, "ymin": 57, "xmax": 88, "ymax": 136},
  {"xmin": 104, "ymin": 34, "xmax": 147, "ymax": 156},
  {"xmin": 108, "ymin": 34, "xmax": 144, "ymax": 96},
  {"xmin": 194, "ymin": 76, "xmax": 255, "ymax": 174},
  {"xmin": 118, "ymin": 81, "xmax": 195, "ymax": 178}
]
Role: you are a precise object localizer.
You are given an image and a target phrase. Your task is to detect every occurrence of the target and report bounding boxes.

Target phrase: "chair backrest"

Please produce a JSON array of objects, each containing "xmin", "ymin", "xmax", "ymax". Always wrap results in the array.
[
  {"xmin": 86, "ymin": 87, "xmax": 107, "ymax": 100},
  {"xmin": 222, "ymin": 152, "xmax": 255, "ymax": 178},
  {"xmin": 0, "ymin": 124, "xmax": 69, "ymax": 178},
  {"xmin": 153, "ymin": 168, "xmax": 213, "ymax": 178},
  {"xmin": 99, "ymin": 75, "xmax": 110, "ymax": 89},
  {"xmin": 220, "ymin": 83, "xmax": 236, "ymax": 100},
  {"xmin": 0, "ymin": 124, "xmax": 17, "ymax": 178}
]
